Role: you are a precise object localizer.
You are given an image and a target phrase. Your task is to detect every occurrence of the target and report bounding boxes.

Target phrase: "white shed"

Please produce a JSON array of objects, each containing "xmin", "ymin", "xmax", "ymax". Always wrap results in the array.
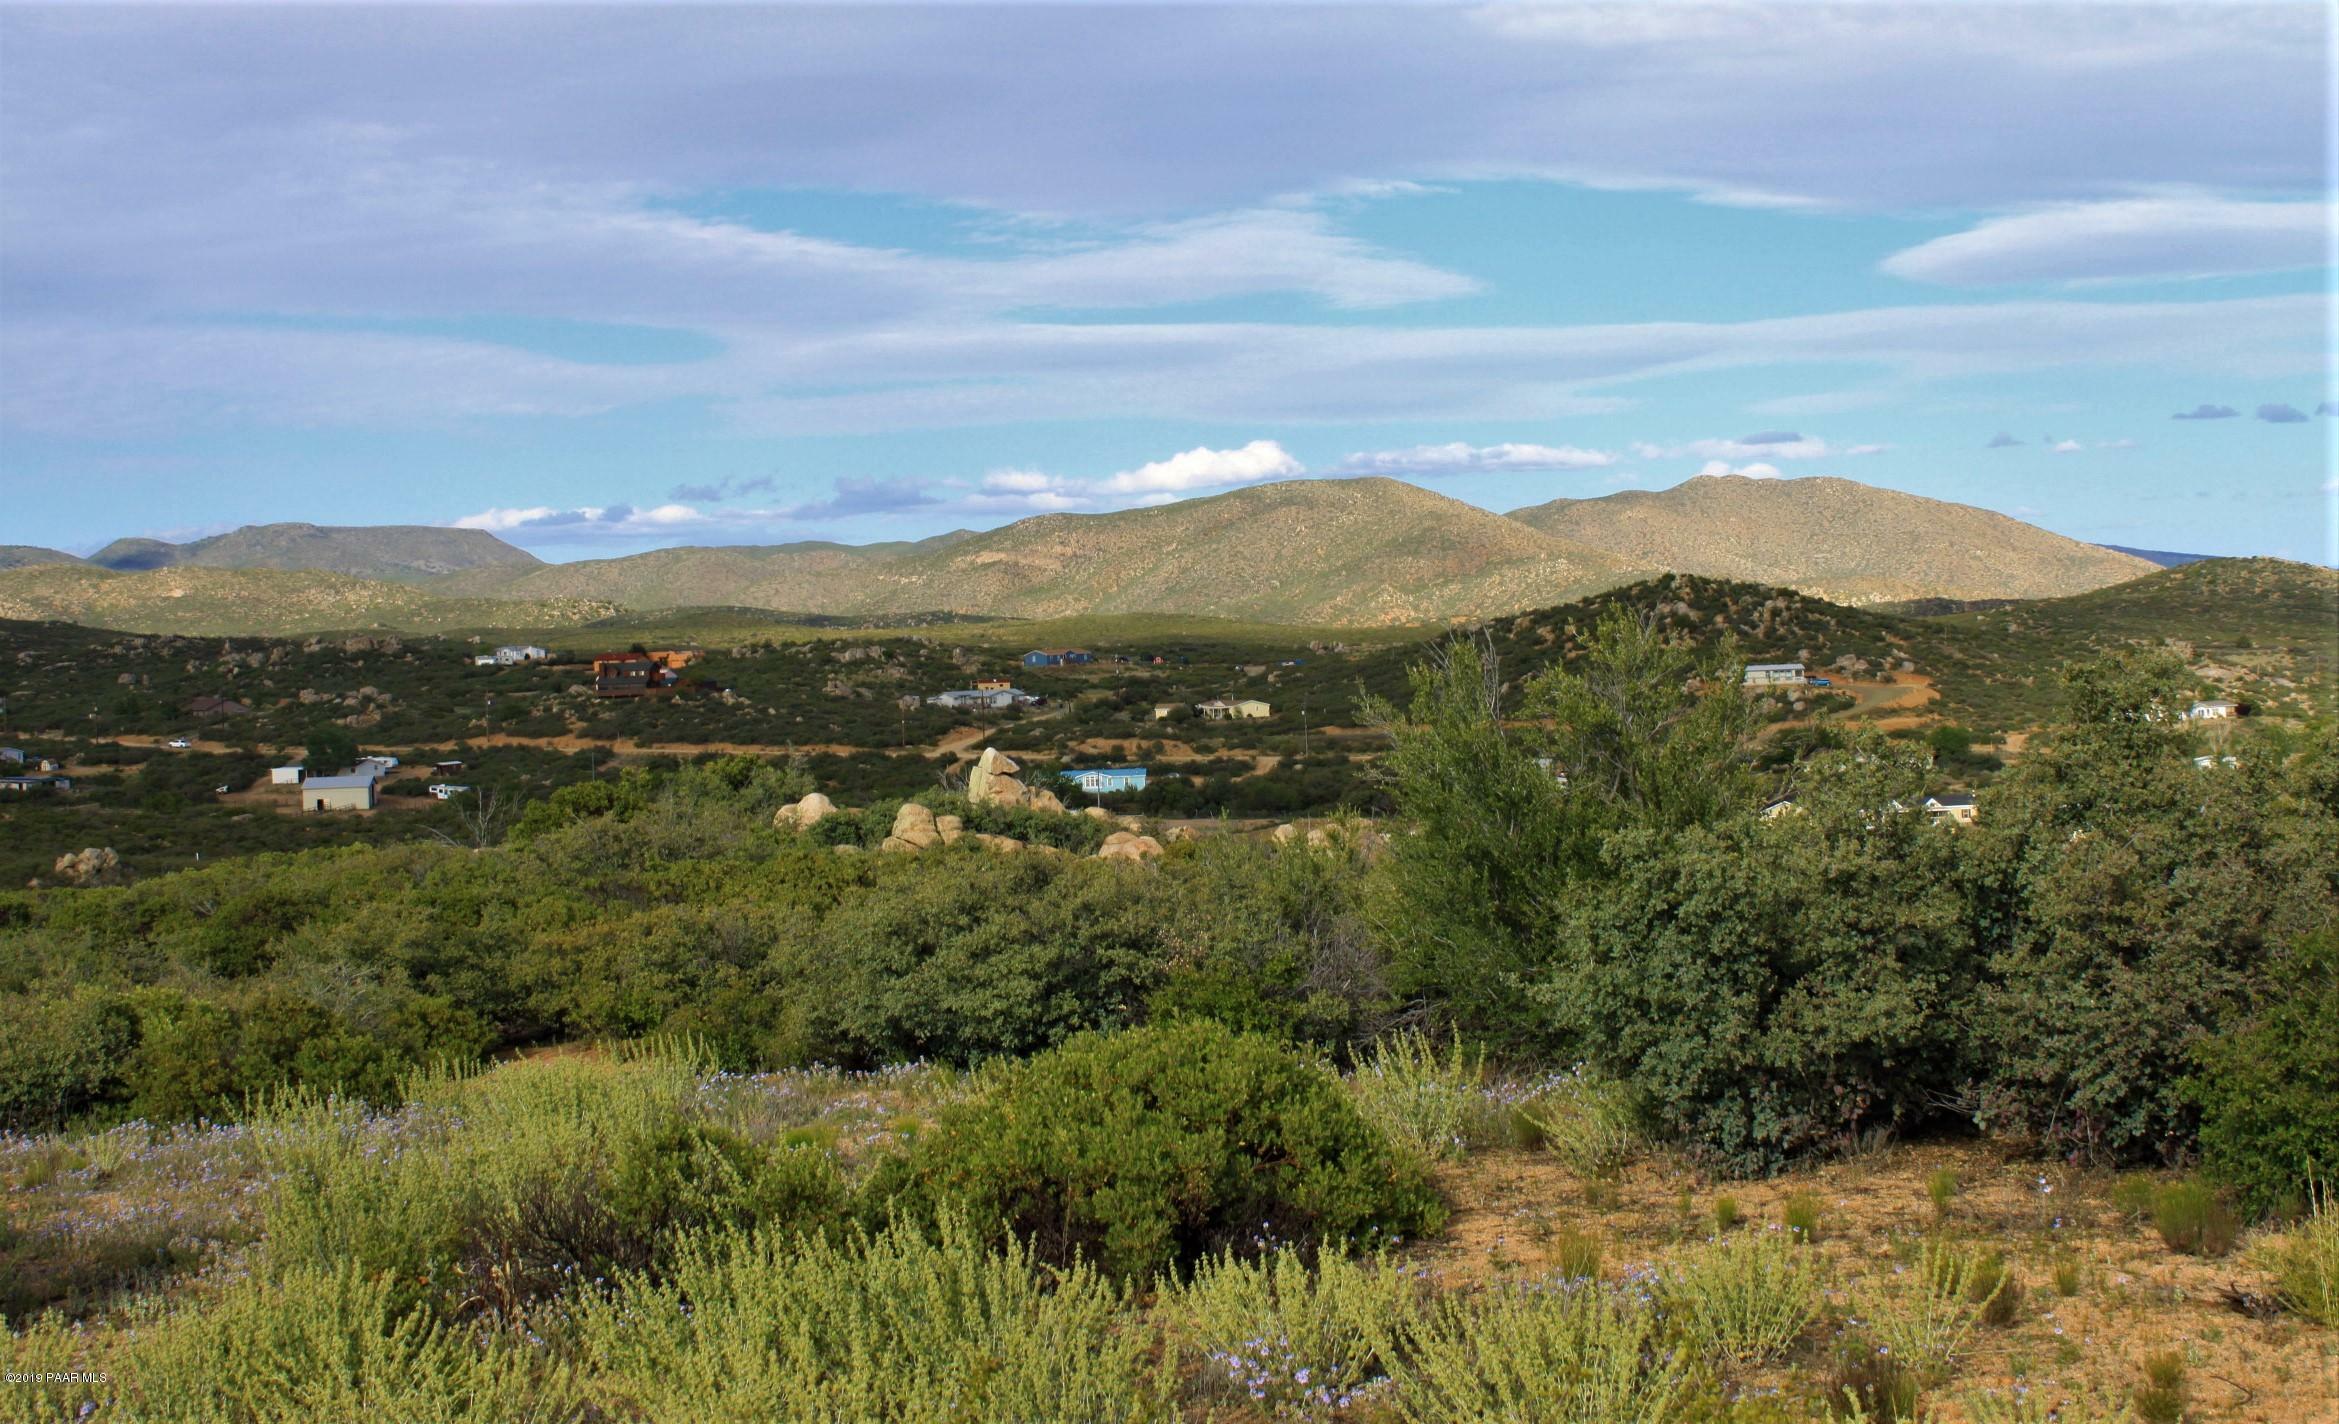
[
  {"xmin": 301, "ymin": 773, "xmax": 377, "ymax": 812},
  {"xmin": 270, "ymin": 765, "xmax": 305, "ymax": 786}
]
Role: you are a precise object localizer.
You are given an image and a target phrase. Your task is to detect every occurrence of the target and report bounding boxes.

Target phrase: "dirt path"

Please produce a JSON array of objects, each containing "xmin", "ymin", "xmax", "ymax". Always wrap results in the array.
[{"xmin": 1758, "ymin": 674, "xmax": 1941, "ymax": 738}]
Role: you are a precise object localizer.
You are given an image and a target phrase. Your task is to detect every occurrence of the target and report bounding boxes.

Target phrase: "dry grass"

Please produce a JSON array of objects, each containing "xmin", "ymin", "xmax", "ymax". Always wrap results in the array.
[{"xmin": 1409, "ymin": 1141, "xmax": 2339, "ymax": 1422}]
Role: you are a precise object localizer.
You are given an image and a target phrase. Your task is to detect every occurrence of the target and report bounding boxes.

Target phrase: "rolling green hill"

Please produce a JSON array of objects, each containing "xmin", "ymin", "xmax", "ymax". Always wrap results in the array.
[
  {"xmin": 0, "ymin": 564, "xmax": 615, "ymax": 637},
  {"xmin": 88, "ymin": 522, "xmax": 541, "ymax": 582},
  {"xmin": 1353, "ymin": 558, "xmax": 2336, "ymax": 731},
  {"xmin": 0, "ymin": 545, "xmax": 85, "ymax": 571}
]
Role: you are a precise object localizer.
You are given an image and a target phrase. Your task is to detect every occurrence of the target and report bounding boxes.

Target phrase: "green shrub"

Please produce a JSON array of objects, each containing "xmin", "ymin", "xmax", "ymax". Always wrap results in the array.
[
  {"xmin": 1782, "ymin": 1192, "xmax": 1825, "ymax": 1245},
  {"xmin": 866, "ymin": 1020, "xmax": 1444, "ymax": 1284},
  {"xmin": 2110, "ymin": 1175, "xmax": 2157, "ymax": 1222},
  {"xmin": 1533, "ymin": 734, "xmax": 1973, "ymax": 1174},
  {"xmin": 113, "ymin": 1263, "xmax": 576, "ymax": 1422},
  {"xmin": 2132, "ymin": 1350, "xmax": 2187, "ymax": 1424},
  {"xmin": 578, "ymin": 1215, "xmax": 1171, "ymax": 1424},
  {"xmin": 255, "ymin": 1050, "xmax": 844, "ymax": 1319},
  {"xmin": 0, "ymin": 986, "xmax": 140, "ymax": 1130},
  {"xmin": 1969, "ymin": 668, "xmax": 2335, "ymax": 1166},
  {"xmin": 1551, "ymin": 1224, "xmax": 1603, "ymax": 1282},
  {"xmin": 1144, "ymin": 832, "xmax": 1389, "ymax": 1050},
  {"xmin": 777, "ymin": 852, "xmax": 1175, "ymax": 1066},
  {"xmin": 1713, "ymin": 1196, "xmax": 1741, "ymax": 1232},
  {"xmin": 1378, "ymin": 1281, "xmax": 1696, "ymax": 1424},
  {"xmin": 1169, "ymin": 1247, "xmax": 1425, "ymax": 1418},
  {"xmin": 1925, "ymin": 1168, "xmax": 1959, "ymax": 1219},
  {"xmin": 1963, "ymin": 1387, "xmax": 2136, "ymax": 1423},
  {"xmin": 1521, "ymin": 1071, "xmax": 1642, "ymax": 1179},
  {"xmin": 1663, "ymin": 1230, "xmax": 1822, "ymax": 1366},
  {"xmin": 1965, "ymin": 1250, "xmax": 2023, "ymax": 1327},
  {"xmin": 2150, "ymin": 1179, "xmax": 2239, "ymax": 1257},
  {"xmin": 1863, "ymin": 1238, "xmax": 2000, "ymax": 1383},
  {"xmin": 2188, "ymin": 931, "xmax": 2339, "ymax": 1216},
  {"xmin": 2268, "ymin": 1185, "xmax": 2339, "ymax": 1325},
  {"xmin": 1829, "ymin": 1336, "xmax": 1924, "ymax": 1421},
  {"xmin": 1345, "ymin": 1031, "xmax": 1490, "ymax": 1163}
]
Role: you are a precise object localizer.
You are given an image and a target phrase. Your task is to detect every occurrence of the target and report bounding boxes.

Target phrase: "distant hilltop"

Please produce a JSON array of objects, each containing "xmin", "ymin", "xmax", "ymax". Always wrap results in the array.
[
  {"xmin": 6, "ymin": 474, "xmax": 2192, "ymax": 630},
  {"xmin": 85, "ymin": 522, "xmax": 544, "ymax": 582},
  {"xmin": 1506, "ymin": 474, "xmax": 2156, "ymax": 607}
]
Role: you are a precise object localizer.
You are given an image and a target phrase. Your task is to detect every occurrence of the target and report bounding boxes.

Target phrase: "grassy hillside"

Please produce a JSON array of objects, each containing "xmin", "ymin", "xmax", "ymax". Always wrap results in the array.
[
  {"xmin": 0, "ymin": 565, "xmax": 614, "ymax": 637},
  {"xmin": 89, "ymin": 521, "xmax": 540, "ymax": 581},
  {"xmin": 1353, "ymin": 558, "xmax": 2336, "ymax": 731},
  {"xmin": 440, "ymin": 478, "xmax": 1639, "ymax": 625},
  {"xmin": 1508, "ymin": 474, "xmax": 2155, "ymax": 605},
  {"xmin": 432, "ymin": 539, "xmax": 927, "ymax": 606},
  {"xmin": 0, "ymin": 545, "xmax": 84, "ymax": 571},
  {"xmin": 842, "ymin": 477, "xmax": 1639, "ymax": 624},
  {"xmin": 1917, "ymin": 556, "xmax": 2338, "ymax": 721}
]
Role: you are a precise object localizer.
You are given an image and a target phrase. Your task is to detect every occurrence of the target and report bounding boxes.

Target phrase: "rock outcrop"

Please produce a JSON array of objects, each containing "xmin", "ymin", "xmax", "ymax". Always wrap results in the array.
[
  {"xmin": 773, "ymin": 792, "xmax": 837, "ymax": 830},
  {"xmin": 52, "ymin": 847, "xmax": 127, "ymax": 887},
  {"xmin": 881, "ymin": 802, "xmax": 943, "ymax": 853},
  {"xmin": 966, "ymin": 748, "xmax": 1025, "ymax": 807},
  {"xmin": 1095, "ymin": 830, "xmax": 1164, "ymax": 862}
]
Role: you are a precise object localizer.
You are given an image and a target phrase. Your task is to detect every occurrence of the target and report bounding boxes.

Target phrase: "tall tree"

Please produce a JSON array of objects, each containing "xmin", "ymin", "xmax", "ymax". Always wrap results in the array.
[{"xmin": 1523, "ymin": 605, "xmax": 1760, "ymax": 833}]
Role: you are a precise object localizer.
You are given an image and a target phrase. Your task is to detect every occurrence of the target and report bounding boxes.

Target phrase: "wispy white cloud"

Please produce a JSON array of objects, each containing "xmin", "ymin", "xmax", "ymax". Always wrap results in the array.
[
  {"xmin": 1694, "ymin": 460, "xmax": 1782, "ymax": 479},
  {"xmin": 669, "ymin": 474, "xmax": 775, "ymax": 503},
  {"xmin": 1882, "ymin": 197, "xmax": 2333, "ymax": 287},
  {"xmin": 6, "ymin": 293, "xmax": 2318, "ymax": 440},
  {"xmin": 1333, "ymin": 441, "xmax": 1615, "ymax": 475},
  {"xmin": 455, "ymin": 502, "xmax": 705, "ymax": 535},
  {"xmin": 1630, "ymin": 434, "xmax": 1886, "ymax": 462}
]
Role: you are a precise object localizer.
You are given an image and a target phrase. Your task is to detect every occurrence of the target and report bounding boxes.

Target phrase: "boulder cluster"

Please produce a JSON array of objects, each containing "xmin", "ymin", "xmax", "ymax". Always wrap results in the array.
[
  {"xmin": 50, "ymin": 846, "xmax": 127, "ymax": 887},
  {"xmin": 772, "ymin": 792, "xmax": 837, "ymax": 829},
  {"xmin": 1271, "ymin": 821, "xmax": 1392, "ymax": 858},
  {"xmin": 879, "ymin": 801, "xmax": 964, "ymax": 854},
  {"xmin": 963, "ymin": 748, "xmax": 1066, "ymax": 814},
  {"xmin": 769, "ymin": 746, "xmax": 1165, "ymax": 861}
]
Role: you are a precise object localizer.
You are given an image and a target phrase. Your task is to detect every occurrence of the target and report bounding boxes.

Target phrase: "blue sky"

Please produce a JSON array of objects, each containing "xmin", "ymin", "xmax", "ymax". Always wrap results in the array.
[{"xmin": 1, "ymin": 4, "xmax": 2332, "ymax": 564}]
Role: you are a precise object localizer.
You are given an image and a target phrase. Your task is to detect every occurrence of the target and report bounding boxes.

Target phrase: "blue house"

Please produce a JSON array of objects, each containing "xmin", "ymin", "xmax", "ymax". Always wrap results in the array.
[
  {"xmin": 1061, "ymin": 765, "xmax": 1149, "ymax": 795},
  {"xmin": 1023, "ymin": 648, "xmax": 1095, "ymax": 667}
]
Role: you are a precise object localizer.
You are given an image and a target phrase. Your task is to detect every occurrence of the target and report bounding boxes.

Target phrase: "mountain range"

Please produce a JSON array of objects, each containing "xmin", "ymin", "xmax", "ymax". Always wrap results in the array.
[{"xmin": 2, "ymin": 475, "xmax": 2180, "ymax": 632}]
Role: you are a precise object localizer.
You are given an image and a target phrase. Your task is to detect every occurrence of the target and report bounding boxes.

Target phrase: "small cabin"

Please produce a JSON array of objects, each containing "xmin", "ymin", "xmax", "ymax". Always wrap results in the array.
[
  {"xmin": 592, "ymin": 654, "xmax": 658, "ymax": 697},
  {"xmin": 1743, "ymin": 663, "xmax": 1807, "ymax": 687},
  {"xmin": 1923, "ymin": 793, "xmax": 1979, "ymax": 826}
]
